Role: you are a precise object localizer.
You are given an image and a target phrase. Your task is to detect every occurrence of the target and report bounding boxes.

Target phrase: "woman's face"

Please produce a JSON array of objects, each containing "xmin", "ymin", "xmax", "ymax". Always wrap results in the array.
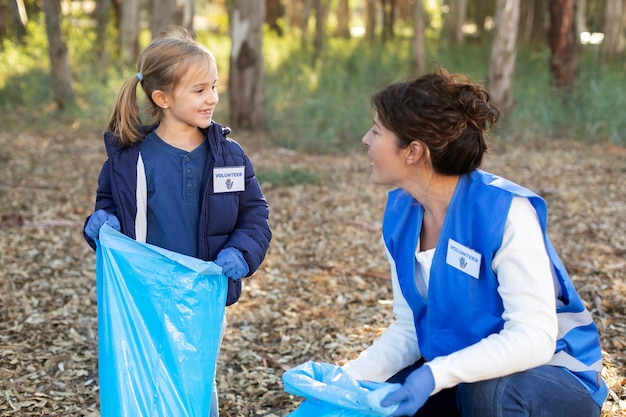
[{"xmin": 362, "ymin": 112, "xmax": 409, "ymax": 187}]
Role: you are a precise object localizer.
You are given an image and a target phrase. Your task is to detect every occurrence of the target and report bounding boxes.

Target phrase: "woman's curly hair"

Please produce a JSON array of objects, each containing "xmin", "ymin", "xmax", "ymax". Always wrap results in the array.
[{"xmin": 372, "ymin": 67, "xmax": 500, "ymax": 175}]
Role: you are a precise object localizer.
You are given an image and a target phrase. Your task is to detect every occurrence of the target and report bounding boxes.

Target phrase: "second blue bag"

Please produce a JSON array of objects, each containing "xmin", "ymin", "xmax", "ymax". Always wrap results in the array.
[{"xmin": 283, "ymin": 361, "xmax": 401, "ymax": 416}]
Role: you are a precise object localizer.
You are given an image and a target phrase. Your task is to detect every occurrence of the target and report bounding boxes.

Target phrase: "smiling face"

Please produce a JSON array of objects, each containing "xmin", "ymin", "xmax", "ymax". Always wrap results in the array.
[
  {"xmin": 158, "ymin": 56, "xmax": 219, "ymax": 131},
  {"xmin": 361, "ymin": 112, "xmax": 410, "ymax": 187}
]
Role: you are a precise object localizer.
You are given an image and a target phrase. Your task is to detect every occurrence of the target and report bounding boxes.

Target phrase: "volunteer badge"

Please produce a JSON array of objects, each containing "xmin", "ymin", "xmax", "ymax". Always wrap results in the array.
[
  {"xmin": 446, "ymin": 238, "xmax": 481, "ymax": 279},
  {"xmin": 213, "ymin": 166, "xmax": 245, "ymax": 193}
]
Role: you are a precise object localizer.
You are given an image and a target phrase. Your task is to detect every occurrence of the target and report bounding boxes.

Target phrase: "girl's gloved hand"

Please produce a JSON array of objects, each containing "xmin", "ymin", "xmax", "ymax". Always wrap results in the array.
[
  {"xmin": 381, "ymin": 365, "xmax": 435, "ymax": 417},
  {"xmin": 85, "ymin": 209, "xmax": 120, "ymax": 239},
  {"xmin": 215, "ymin": 247, "xmax": 249, "ymax": 280}
]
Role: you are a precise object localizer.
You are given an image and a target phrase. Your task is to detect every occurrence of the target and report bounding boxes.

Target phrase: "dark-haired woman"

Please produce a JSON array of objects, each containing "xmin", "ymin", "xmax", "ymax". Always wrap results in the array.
[{"xmin": 342, "ymin": 67, "xmax": 607, "ymax": 417}]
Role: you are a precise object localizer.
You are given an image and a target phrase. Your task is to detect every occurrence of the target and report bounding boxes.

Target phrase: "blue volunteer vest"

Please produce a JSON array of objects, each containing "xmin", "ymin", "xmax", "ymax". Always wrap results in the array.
[{"xmin": 382, "ymin": 170, "xmax": 607, "ymax": 406}]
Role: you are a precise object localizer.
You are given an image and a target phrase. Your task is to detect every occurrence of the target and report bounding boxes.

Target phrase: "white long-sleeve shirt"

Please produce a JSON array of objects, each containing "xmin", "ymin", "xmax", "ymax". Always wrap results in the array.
[{"xmin": 343, "ymin": 197, "xmax": 559, "ymax": 394}]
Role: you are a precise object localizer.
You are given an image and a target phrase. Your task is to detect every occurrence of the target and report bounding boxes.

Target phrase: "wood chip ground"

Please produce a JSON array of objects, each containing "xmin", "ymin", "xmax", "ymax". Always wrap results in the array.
[{"xmin": 1, "ymin": 130, "xmax": 624, "ymax": 416}]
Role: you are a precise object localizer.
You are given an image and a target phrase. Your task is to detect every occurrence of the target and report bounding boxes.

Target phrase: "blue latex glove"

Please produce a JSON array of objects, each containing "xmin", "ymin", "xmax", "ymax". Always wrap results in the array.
[
  {"xmin": 381, "ymin": 365, "xmax": 435, "ymax": 417},
  {"xmin": 215, "ymin": 247, "xmax": 249, "ymax": 280},
  {"xmin": 85, "ymin": 209, "xmax": 120, "ymax": 239}
]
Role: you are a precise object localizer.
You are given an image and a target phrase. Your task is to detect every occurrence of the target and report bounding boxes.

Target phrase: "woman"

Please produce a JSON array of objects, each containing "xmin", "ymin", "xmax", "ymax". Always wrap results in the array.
[{"xmin": 342, "ymin": 67, "xmax": 607, "ymax": 416}]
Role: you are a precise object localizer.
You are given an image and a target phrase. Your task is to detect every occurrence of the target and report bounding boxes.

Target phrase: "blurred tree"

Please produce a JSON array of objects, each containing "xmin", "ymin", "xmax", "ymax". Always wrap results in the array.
[
  {"xmin": 42, "ymin": 0, "xmax": 75, "ymax": 109},
  {"xmin": 600, "ymin": 0, "xmax": 625, "ymax": 64},
  {"xmin": 301, "ymin": 0, "xmax": 312, "ymax": 49},
  {"xmin": 548, "ymin": 0, "xmax": 578, "ymax": 95},
  {"xmin": 94, "ymin": 0, "xmax": 112, "ymax": 71},
  {"xmin": 313, "ymin": 0, "xmax": 329, "ymax": 62},
  {"xmin": 488, "ymin": 0, "xmax": 520, "ymax": 116},
  {"xmin": 448, "ymin": 0, "xmax": 468, "ymax": 45},
  {"xmin": 2, "ymin": 0, "xmax": 28, "ymax": 43},
  {"xmin": 334, "ymin": 0, "xmax": 351, "ymax": 39},
  {"xmin": 266, "ymin": 0, "xmax": 285, "ymax": 36},
  {"xmin": 380, "ymin": 0, "xmax": 395, "ymax": 41},
  {"xmin": 120, "ymin": 0, "xmax": 140, "ymax": 66},
  {"xmin": 228, "ymin": 0, "xmax": 266, "ymax": 129},
  {"xmin": 412, "ymin": 0, "xmax": 426, "ymax": 74},
  {"xmin": 0, "ymin": 1, "xmax": 6, "ymax": 39},
  {"xmin": 518, "ymin": 0, "xmax": 535, "ymax": 44},
  {"xmin": 151, "ymin": 0, "xmax": 194, "ymax": 38},
  {"xmin": 576, "ymin": 0, "xmax": 588, "ymax": 35},
  {"xmin": 365, "ymin": 0, "xmax": 376, "ymax": 41},
  {"xmin": 284, "ymin": 0, "xmax": 303, "ymax": 32},
  {"xmin": 529, "ymin": 0, "xmax": 548, "ymax": 46}
]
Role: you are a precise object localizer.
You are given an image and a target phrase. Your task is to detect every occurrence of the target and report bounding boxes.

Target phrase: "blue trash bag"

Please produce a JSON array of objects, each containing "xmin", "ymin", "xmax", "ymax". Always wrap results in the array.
[
  {"xmin": 282, "ymin": 361, "xmax": 401, "ymax": 416},
  {"xmin": 95, "ymin": 225, "xmax": 227, "ymax": 417}
]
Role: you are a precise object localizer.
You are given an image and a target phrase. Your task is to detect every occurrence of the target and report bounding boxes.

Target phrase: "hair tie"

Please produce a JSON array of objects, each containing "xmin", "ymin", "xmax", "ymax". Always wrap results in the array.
[{"xmin": 136, "ymin": 72, "xmax": 143, "ymax": 82}]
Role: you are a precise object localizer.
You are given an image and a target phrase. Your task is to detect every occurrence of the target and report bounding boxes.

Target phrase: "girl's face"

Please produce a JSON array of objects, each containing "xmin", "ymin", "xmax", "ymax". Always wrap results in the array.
[
  {"xmin": 362, "ymin": 112, "xmax": 409, "ymax": 186},
  {"xmin": 164, "ymin": 58, "xmax": 219, "ymax": 130}
]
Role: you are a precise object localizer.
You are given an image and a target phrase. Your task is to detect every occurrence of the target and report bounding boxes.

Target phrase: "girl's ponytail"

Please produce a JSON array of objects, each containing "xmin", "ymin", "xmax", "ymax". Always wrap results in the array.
[{"xmin": 107, "ymin": 75, "xmax": 144, "ymax": 147}]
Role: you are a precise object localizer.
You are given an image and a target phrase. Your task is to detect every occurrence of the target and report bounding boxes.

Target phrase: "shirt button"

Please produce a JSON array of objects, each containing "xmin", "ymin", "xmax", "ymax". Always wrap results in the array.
[
  {"xmin": 187, "ymin": 183, "xmax": 193, "ymax": 188},
  {"xmin": 187, "ymin": 168, "xmax": 192, "ymax": 174}
]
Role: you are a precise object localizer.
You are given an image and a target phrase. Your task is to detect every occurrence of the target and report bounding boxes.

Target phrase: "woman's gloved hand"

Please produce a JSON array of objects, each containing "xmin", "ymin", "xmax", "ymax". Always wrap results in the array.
[
  {"xmin": 215, "ymin": 247, "xmax": 249, "ymax": 280},
  {"xmin": 85, "ymin": 209, "xmax": 120, "ymax": 239},
  {"xmin": 381, "ymin": 365, "xmax": 435, "ymax": 417}
]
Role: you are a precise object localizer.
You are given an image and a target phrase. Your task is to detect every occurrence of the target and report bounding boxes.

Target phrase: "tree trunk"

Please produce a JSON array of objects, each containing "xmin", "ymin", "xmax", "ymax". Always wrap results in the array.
[
  {"xmin": 576, "ymin": 0, "xmax": 588, "ymax": 35},
  {"xmin": 94, "ymin": 0, "xmax": 111, "ymax": 71},
  {"xmin": 6, "ymin": 0, "xmax": 28, "ymax": 42},
  {"xmin": 365, "ymin": 0, "xmax": 376, "ymax": 41},
  {"xmin": 600, "ymin": 0, "xmax": 625, "ymax": 64},
  {"xmin": 266, "ymin": 0, "xmax": 284, "ymax": 36},
  {"xmin": 151, "ymin": 0, "xmax": 194, "ymax": 38},
  {"xmin": 548, "ymin": 0, "xmax": 578, "ymax": 95},
  {"xmin": 312, "ymin": 0, "xmax": 329, "ymax": 62},
  {"xmin": 448, "ymin": 0, "xmax": 468, "ymax": 45},
  {"xmin": 488, "ymin": 0, "xmax": 520, "ymax": 117},
  {"xmin": 380, "ymin": 0, "xmax": 395, "ymax": 41},
  {"xmin": 412, "ymin": 0, "xmax": 426, "ymax": 74},
  {"xmin": 518, "ymin": 0, "xmax": 535, "ymax": 44},
  {"xmin": 530, "ymin": 0, "xmax": 548, "ymax": 46},
  {"xmin": 42, "ymin": 0, "xmax": 75, "ymax": 109},
  {"xmin": 284, "ymin": 0, "xmax": 301, "ymax": 31},
  {"xmin": 0, "ymin": 1, "xmax": 7, "ymax": 40},
  {"xmin": 120, "ymin": 0, "xmax": 141, "ymax": 66},
  {"xmin": 229, "ymin": 0, "xmax": 266, "ymax": 130},
  {"xmin": 300, "ymin": 0, "xmax": 312, "ymax": 49},
  {"xmin": 334, "ymin": 0, "xmax": 351, "ymax": 38}
]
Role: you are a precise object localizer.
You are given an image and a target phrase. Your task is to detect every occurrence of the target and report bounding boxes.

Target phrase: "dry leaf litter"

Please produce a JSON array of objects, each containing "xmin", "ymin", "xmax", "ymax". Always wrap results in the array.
[{"xmin": 0, "ymin": 129, "xmax": 624, "ymax": 416}]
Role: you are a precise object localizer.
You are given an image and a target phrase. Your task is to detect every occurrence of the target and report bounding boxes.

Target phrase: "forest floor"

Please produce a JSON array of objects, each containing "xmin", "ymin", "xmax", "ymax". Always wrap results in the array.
[{"xmin": 0, "ymin": 126, "xmax": 624, "ymax": 416}]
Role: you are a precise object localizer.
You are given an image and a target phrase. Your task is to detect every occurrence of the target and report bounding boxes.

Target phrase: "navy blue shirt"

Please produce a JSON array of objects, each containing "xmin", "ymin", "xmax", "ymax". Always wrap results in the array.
[{"xmin": 138, "ymin": 130, "xmax": 208, "ymax": 257}]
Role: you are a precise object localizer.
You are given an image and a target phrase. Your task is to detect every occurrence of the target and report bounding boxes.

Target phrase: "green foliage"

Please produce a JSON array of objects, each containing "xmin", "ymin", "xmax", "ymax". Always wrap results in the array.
[
  {"xmin": 264, "ymin": 36, "xmax": 625, "ymax": 151},
  {"xmin": 256, "ymin": 167, "xmax": 322, "ymax": 187},
  {"xmin": 503, "ymin": 46, "xmax": 626, "ymax": 143},
  {"xmin": 0, "ymin": 19, "xmax": 624, "ymax": 148},
  {"xmin": 265, "ymin": 33, "xmax": 412, "ymax": 153}
]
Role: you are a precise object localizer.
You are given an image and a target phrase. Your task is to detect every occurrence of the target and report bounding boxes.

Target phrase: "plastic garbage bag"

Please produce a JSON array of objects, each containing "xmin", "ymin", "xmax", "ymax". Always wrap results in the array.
[
  {"xmin": 95, "ymin": 225, "xmax": 227, "ymax": 417},
  {"xmin": 283, "ymin": 361, "xmax": 401, "ymax": 416}
]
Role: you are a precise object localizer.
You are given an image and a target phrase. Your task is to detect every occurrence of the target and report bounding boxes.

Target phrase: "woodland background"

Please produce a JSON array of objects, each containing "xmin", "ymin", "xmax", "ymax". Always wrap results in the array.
[{"xmin": 0, "ymin": 0, "xmax": 625, "ymax": 416}]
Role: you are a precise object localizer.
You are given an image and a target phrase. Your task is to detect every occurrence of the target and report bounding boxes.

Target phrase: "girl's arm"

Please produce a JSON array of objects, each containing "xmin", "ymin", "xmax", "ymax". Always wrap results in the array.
[
  {"xmin": 223, "ymin": 154, "xmax": 271, "ymax": 275},
  {"xmin": 84, "ymin": 161, "xmax": 118, "ymax": 249}
]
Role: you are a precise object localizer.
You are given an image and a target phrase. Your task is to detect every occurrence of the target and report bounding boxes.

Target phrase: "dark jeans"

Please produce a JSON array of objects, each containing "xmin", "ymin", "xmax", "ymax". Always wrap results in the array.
[{"xmin": 386, "ymin": 360, "xmax": 601, "ymax": 417}]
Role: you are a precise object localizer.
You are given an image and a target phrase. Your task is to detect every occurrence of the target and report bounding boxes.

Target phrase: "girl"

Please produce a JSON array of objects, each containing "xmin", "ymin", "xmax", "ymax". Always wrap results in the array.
[
  {"xmin": 343, "ymin": 67, "xmax": 607, "ymax": 416},
  {"xmin": 83, "ymin": 27, "xmax": 271, "ymax": 416}
]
